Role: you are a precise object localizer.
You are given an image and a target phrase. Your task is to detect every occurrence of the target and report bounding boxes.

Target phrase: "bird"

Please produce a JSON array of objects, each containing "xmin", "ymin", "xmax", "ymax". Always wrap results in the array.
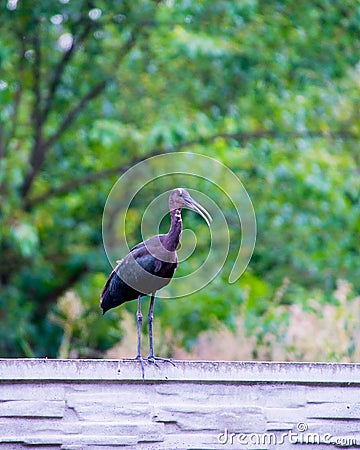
[{"xmin": 100, "ymin": 188, "xmax": 212, "ymax": 373}]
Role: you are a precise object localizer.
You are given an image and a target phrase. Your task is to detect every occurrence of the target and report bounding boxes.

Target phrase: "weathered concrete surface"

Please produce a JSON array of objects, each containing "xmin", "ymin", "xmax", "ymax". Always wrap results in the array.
[
  {"xmin": 1, "ymin": 359, "xmax": 360, "ymax": 382},
  {"xmin": 0, "ymin": 359, "xmax": 359, "ymax": 449}
]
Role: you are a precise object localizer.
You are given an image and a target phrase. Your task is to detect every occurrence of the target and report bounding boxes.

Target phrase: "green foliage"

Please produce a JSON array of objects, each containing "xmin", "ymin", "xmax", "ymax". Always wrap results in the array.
[
  {"xmin": 174, "ymin": 280, "xmax": 360, "ymax": 363},
  {"xmin": 0, "ymin": 0, "xmax": 359, "ymax": 359}
]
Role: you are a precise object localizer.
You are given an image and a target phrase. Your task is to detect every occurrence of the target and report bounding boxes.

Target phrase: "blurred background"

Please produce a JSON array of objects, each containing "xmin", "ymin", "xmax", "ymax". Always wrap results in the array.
[{"xmin": 0, "ymin": 0, "xmax": 359, "ymax": 361}]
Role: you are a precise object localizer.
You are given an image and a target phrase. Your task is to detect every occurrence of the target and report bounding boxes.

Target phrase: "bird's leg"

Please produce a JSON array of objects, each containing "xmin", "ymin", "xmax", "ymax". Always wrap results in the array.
[
  {"xmin": 148, "ymin": 293, "xmax": 155, "ymax": 360},
  {"xmin": 147, "ymin": 293, "xmax": 175, "ymax": 367},
  {"xmin": 135, "ymin": 294, "xmax": 142, "ymax": 359},
  {"xmin": 122, "ymin": 295, "xmax": 145, "ymax": 379}
]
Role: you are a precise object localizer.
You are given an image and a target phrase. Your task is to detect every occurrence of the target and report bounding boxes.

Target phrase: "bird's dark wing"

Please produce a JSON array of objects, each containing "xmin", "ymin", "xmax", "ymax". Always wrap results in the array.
[
  {"xmin": 100, "ymin": 262, "xmax": 133, "ymax": 313},
  {"xmin": 101, "ymin": 250, "xmax": 158, "ymax": 314},
  {"xmin": 100, "ymin": 266, "xmax": 116, "ymax": 300},
  {"xmin": 130, "ymin": 236, "xmax": 169, "ymax": 273},
  {"xmin": 131, "ymin": 245, "xmax": 162, "ymax": 273},
  {"xmin": 130, "ymin": 241, "xmax": 145, "ymax": 252},
  {"xmin": 101, "ymin": 236, "xmax": 176, "ymax": 314}
]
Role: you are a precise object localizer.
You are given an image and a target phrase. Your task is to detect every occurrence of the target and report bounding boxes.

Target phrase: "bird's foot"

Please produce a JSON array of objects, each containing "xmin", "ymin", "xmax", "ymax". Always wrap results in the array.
[
  {"xmin": 121, "ymin": 355, "xmax": 175, "ymax": 379},
  {"xmin": 122, "ymin": 354, "xmax": 144, "ymax": 363},
  {"xmin": 147, "ymin": 355, "xmax": 176, "ymax": 368},
  {"xmin": 122, "ymin": 355, "xmax": 145, "ymax": 380}
]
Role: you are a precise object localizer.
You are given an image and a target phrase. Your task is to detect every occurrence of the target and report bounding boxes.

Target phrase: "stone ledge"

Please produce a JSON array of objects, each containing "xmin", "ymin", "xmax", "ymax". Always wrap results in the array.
[
  {"xmin": 0, "ymin": 359, "xmax": 359, "ymax": 383},
  {"xmin": 1, "ymin": 360, "xmax": 360, "ymax": 448}
]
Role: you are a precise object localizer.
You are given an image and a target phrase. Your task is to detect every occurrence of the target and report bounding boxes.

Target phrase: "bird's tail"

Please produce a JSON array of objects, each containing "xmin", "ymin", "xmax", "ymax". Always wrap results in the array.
[
  {"xmin": 100, "ymin": 282, "xmax": 116, "ymax": 315},
  {"xmin": 100, "ymin": 283, "xmax": 128, "ymax": 314}
]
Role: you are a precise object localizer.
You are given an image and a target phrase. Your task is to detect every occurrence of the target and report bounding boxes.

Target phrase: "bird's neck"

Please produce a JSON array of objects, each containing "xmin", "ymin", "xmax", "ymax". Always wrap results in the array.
[{"xmin": 164, "ymin": 209, "xmax": 182, "ymax": 251}]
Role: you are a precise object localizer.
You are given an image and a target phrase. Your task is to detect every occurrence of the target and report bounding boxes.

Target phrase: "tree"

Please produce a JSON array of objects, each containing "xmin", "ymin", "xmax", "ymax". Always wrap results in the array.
[{"xmin": 0, "ymin": 0, "xmax": 359, "ymax": 358}]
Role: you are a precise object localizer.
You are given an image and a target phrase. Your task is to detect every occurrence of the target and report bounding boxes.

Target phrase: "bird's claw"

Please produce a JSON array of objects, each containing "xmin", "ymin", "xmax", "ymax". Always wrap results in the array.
[
  {"xmin": 147, "ymin": 355, "xmax": 176, "ymax": 367},
  {"xmin": 122, "ymin": 355, "xmax": 145, "ymax": 380},
  {"xmin": 121, "ymin": 355, "xmax": 175, "ymax": 380}
]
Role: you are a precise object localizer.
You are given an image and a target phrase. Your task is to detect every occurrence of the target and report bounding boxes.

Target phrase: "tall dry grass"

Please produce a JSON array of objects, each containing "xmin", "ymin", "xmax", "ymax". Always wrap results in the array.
[{"xmin": 107, "ymin": 279, "xmax": 360, "ymax": 362}]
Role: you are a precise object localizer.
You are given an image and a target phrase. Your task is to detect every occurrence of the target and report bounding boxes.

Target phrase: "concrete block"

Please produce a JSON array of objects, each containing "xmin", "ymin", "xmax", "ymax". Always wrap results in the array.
[
  {"xmin": 67, "ymin": 399, "xmax": 153, "ymax": 421},
  {"xmin": 0, "ymin": 359, "xmax": 360, "ymax": 449},
  {"xmin": 154, "ymin": 404, "xmax": 266, "ymax": 432},
  {"xmin": 66, "ymin": 390, "xmax": 149, "ymax": 407},
  {"xmin": 0, "ymin": 359, "xmax": 359, "ymax": 383},
  {"xmin": 264, "ymin": 406, "xmax": 307, "ymax": 423},
  {"xmin": 306, "ymin": 420, "xmax": 360, "ymax": 435},
  {"xmin": 76, "ymin": 421, "xmax": 164, "ymax": 441},
  {"xmin": 257, "ymin": 383, "xmax": 307, "ymax": 408},
  {"xmin": 0, "ymin": 418, "xmax": 78, "ymax": 437},
  {"xmin": 0, "ymin": 400, "xmax": 65, "ymax": 417},
  {"xmin": 24, "ymin": 434, "xmax": 138, "ymax": 446},
  {"xmin": 0, "ymin": 383, "xmax": 65, "ymax": 401},
  {"xmin": 307, "ymin": 402, "xmax": 360, "ymax": 419},
  {"xmin": 306, "ymin": 385, "xmax": 360, "ymax": 403}
]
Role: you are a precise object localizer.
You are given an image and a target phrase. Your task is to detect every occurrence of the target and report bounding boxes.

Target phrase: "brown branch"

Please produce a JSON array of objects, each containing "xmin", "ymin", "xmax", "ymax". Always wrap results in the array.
[
  {"xmin": 25, "ymin": 145, "xmax": 169, "ymax": 209},
  {"xmin": 9, "ymin": 32, "xmax": 27, "ymax": 144},
  {"xmin": 44, "ymin": 19, "xmax": 153, "ymax": 150},
  {"xmin": 0, "ymin": 123, "xmax": 4, "ymax": 161},
  {"xmin": 44, "ymin": 79, "xmax": 107, "ymax": 151},
  {"xmin": 22, "ymin": 3, "xmax": 97, "ymax": 198},
  {"xmin": 10, "ymin": 77, "xmax": 24, "ymax": 143},
  {"xmin": 217, "ymin": 129, "xmax": 359, "ymax": 141},
  {"xmin": 32, "ymin": 23, "xmax": 43, "ymax": 145},
  {"xmin": 44, "ymin": 19, "xmax": 152, "ymax": 152},
  {"xmin": 24, "ymin": 128, "xmax": 358, "ymax": 209},
  {"xmin": 21, "ymin": 19, "xmax": 151, "ymax": 201},
  {"xmin": 34, "ymin": 262, "xmax": 90, "ymax": 319},
  {"xmin": 42, "ymin": 13, "xmax": 95, "ymax": 123},
  {"xmin": 21, "ymin": 20, "xmax": 44, "ymax": 198},
  {"xmin": 0, "ymin": 123, "xmax": 5, "ymax": 197}
]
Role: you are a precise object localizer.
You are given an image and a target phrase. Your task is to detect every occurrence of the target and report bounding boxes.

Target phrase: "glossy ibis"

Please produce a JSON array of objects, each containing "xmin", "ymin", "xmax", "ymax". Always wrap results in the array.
[{"xmin": 101, "ymin": 188, "xmax": 212, "ymax": 372}]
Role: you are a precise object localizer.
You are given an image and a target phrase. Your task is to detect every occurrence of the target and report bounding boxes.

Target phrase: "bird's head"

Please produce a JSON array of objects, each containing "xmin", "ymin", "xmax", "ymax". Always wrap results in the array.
[{"xmin": 169, "ymin": 188, "xmax": 212, "ymax": 227}]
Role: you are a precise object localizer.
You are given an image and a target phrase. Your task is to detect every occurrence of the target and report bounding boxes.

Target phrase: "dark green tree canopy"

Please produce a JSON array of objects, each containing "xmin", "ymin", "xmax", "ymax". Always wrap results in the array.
[{"xmin": 0, "ymin": 0, "xmax": 359, "ymax": 358}]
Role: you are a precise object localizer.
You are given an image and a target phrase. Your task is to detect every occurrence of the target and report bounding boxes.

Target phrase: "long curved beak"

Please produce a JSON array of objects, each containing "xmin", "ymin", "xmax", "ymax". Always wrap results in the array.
[{"xmin": 184, "ymin": 195, "xmax": 212, "ymax": 227}]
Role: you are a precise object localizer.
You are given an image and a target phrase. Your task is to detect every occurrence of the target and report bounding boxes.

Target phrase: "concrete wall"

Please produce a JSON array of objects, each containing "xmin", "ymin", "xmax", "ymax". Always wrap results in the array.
[{"xmin": 0, "ymin": 359, "xmax": 359, "ymax": 449}]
